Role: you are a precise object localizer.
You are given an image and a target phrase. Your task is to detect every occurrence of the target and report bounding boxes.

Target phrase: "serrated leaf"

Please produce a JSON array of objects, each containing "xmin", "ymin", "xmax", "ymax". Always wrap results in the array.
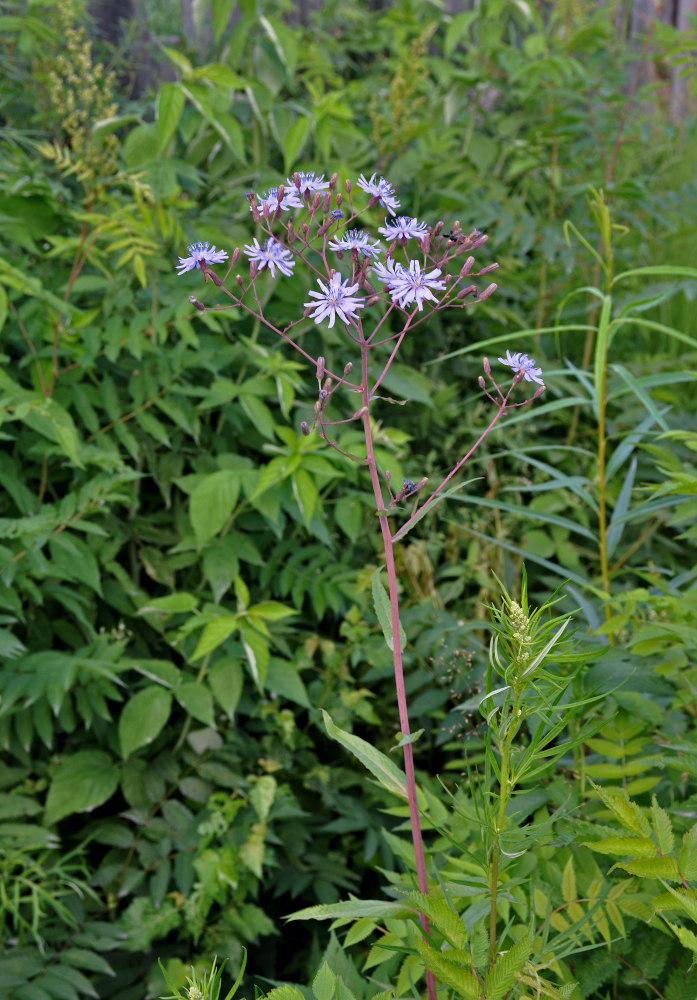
[
  {"xmin": 484, "ymin": 928, "xmax": 533, "ymax": 1000},
  {"xmin": 415, "ymin": 940, "xmax": 480, "ymax": 998},
  {"xmin": 583, "ymin": 835, "xmax": 657, "ymax": 857},
  {"xmin": 45, "ymin": 750, "xmax": 119, "ymax": 825},
  {"xmin": 119, "ymin": 686, "xmax": 173, "ymax": 758},
  {"xmin": 312, "ymin": 962, "xmax": 336, "ymax": 1000},
  {"xmin": 651, "ymin": 795, "xmax": 674, "ymax": 855},
  {"xmin": 610, "ymin": 855, "xmax": 679, "ymax": 879}
]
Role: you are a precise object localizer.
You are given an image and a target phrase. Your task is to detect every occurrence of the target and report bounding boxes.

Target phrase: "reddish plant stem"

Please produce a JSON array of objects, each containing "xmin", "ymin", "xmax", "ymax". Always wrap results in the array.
[{"xmin": 359, "ymin": 328, "xmax": 437, "ymax": 1000}]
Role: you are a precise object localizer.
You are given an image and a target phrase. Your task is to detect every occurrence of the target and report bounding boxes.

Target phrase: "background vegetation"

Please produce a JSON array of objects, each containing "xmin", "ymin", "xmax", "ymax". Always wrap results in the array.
[{"xmin": 1, "ymin": 0, "xmax": 697, "ymax": 998}]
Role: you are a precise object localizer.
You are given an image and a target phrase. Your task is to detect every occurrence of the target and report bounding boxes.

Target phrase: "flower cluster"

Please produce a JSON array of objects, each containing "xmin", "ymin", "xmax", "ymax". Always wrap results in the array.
[{"xmin": 174, "ymin": 170, "xmax": 544, "ymax": 387}]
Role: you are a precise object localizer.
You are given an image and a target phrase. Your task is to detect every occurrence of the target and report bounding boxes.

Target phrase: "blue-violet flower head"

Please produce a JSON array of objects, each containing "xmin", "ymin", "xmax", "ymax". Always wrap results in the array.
[
  {"xmin": 498, "ymin": 351, "xmax": 545, "ymax": 386},
  {"xmin": 251, "ymin": 186, "xmax": 303, "ymax": 213},
  {"xmin": 287, "ymin": 171, "xmax": 330, "ymax": 195},
  {"xmin": 176, "ymin": 241, "xmax": 229, "ymax": 275},
  {"xmin": 243, "ymin": 237, "xmax": 295, "ymax": 278},
  {"xmin": 377, "ymin": 259, "xmax": 446, "ymax": 311},
  {"xmin": 328, "ymin": 229, "xmax": 383, "ymax": 258},
  {"xmin": 356, "ymin": 173, "xmax": 400, "ymax": 215},
  {"xmin": 304, "ymin": 273, "xmax": 365, "ymax": 329},
  {"xmin": 378, "ymin": 216, "xmax": 428, "ymax": 241}
]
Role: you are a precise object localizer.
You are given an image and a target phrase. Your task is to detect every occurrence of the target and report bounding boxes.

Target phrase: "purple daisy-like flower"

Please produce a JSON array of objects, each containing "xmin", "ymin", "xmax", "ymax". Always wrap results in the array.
[
  {"xmin": 370, "ymin": 258, "xmax": 400, "ymax": 285},
  {"xmin": 328, "ymin": 229, "xmax": 383, "ymax": 258},
  {"xmin": 243, "ymin": 237, "xmax": 295, "ymax": 278},
  {"xmin": 304, "ymin": 273, "xmax": 365, "ymax": 328},
  {"xmin": 176, "ymin": 241, "xmax": 229, "ymax": 275},
  {"xmin": 251, "ymin": 186, "xmax": 303, "ymax": 214},
  {"xmin": 376, "ymin": 259, "xmax": 445, "ymax": 311},
  {"xmin": 286, "ymin": 171, "xmax": 330, "ymax": 196},
  {"xmin": 356, "ymin": 173, "xmax": 400, "ymax": 216},
  {"xmin": 378, "ymin": 216, "xmax": 428, "ymax": 242},
  {"xmin": 498, "ymin": 351, "xmax": 545, "ymax": 386}
]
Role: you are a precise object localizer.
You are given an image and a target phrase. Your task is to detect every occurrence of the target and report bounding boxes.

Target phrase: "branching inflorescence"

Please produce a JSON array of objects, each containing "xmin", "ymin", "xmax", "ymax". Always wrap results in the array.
[{"xmin": 176, "ymin": 171, "xmax": 545, "ymax": 1000}]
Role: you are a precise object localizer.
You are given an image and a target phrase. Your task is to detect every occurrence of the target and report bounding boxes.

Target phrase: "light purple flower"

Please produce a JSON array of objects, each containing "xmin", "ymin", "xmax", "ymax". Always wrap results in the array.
[
  {"xmin": 304, "ymin": 273, "xmax": 365, "ymax": 328},
  {"xmin": 356, "ymin": 173, "xmax": 400, "ymax": 215},
  {"xmin": 176, "ymin": 241, "xmax": 228, "ymax": 275},
  {"xmin": 378, "ymin": 216, "xmax": 428, "ymax": 242},
  {"xmin": 499, "ymin": 351, "xmax": 545, "ymax": 386},
  {"xmin": 370, "ymin": 258, "xmax": 400, "ymax": 285},
  {"xmin": 243, "ymin": 237, "xmax": 295, "ymax": 278},
  {"xmin": 328, "ymin": 229, "xmax": 383, "ymax": 258},
  {"xmin": 286, "ymin": 171, "xmax": 330, "ymax": 196},
  {"xmin": 375, "ymin": 259, "xmax": 445, "ymax": 311},
  {"xmin": 251, "ymin": 186, "xmax": 303, "ymax": 214}
]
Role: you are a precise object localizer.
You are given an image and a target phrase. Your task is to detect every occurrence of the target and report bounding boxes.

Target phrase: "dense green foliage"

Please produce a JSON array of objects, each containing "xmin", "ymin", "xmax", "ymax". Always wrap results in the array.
[{"xmin": 1, "ymin": 1, "xmax": 697, "ymax": 998}]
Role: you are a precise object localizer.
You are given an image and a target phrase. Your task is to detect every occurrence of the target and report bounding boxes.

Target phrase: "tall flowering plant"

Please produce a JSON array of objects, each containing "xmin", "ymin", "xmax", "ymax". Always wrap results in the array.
[{"xmin": 177, "ymin": 171, "xmax": 545, "ymax": 997}]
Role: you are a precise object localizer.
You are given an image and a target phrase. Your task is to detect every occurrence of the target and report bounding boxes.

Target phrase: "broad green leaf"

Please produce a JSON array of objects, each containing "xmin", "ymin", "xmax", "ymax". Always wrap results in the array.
[
  {"xmin": 175, "ymin": 681, "xmax": 215, "ymax": 726},
  {"xmin": 372, "ymin": 568, "xmax": 405, "ymax": 652},
  {"xmin": 211, "ymin": 0, "xmax": 237, "ymax": 40},
  {"xmin": 250, "ymin": 775, "xmax": 276, "ymax": 821},
  {"xmin": 312, "ymin": 962, "xmax": 336, "ymax": 1000},
  {"xmin": 248, "ymin": 601, "xmax": 296, "ymax": 621},
  {"xmin": 416, "ymin": 941, "xmax": 480, "ymax": 998},
  {"xmin": 292, "ymin": 467, "xmax": 318, "ymax": 526},
  {"xmin": 45, "ymin": 750, "xmax": 119, "ymax": 824},
  {"xmin": 265, "ymin": 658, "xmax": 310, "ymax": 708},
  {"xmin": 156, "ymin": 82, "xmax": 185, "ymax": 152},
  {"xmin": 322, "ymin": 710, "xmax": 410, "ymax": 801},
  {"xmin": 192, "ymin": 615, "xmax": 239, "ymax": 661},
  {"xmin": 209, "ymin": 656, "xmax": 244, "ymax": 719},
  {"xmin": 190, "ymin": 469, "xmax": 240, "ymax": 546},
  {"xmin": 119, "ymin": 686, "xmax": 173, "ymax": 758},
  {"xmin": 610, "ymin": 856, "xmax": 679, "ymax": 879},
  {"xmin": 241, "ymin": 624, "xmax": 269, "ymax": 690},
  {"xmin": 138, "ymin": 592, "xmax": 198, "ymax": 615}
]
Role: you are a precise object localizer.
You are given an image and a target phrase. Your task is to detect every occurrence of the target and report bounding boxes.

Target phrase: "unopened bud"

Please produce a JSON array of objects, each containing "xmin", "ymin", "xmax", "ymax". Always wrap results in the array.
[
  {"xmin": 316, "ymin": 356, "xmax": 325, "ymax": 380},
  {"xmin": 236, "ymin": 274, "xmax": 245, "ymax": 288},
  {"xmin": 322, "ymin": 193, "xmax": 332, "ymax": 213},
  {"xmin": 247, "ymin": 192, "xmax": 260, "ymax": 222},
  {"xmin": 204, "ymin": 268, "xmax": 223, "ymax": 286},
  {"xmin": 460, "ymin": 256, "xmax": 475, "ymax": 277},
  {"xmin": 249, "ymin": 261, "xmax": 258, "ymax": 279},
  {"xmin": 276, "ymin": 184, "xmax": 285, "ymax": 204},
  {"xmin": 345, "ymin": 179, "xmax": 351, "ymax": 193},
  {"xmin": 433, "ymin": 221, "xmax": 444, "ymax": 237},
  {"xmin": 478, "ymin": 375, "xmax": 486, "ymax": 389},
  {"xmin": 322, "ymin": 377, "xmax": 332, "ymax": 392},
  {"xmin": 336, "ymin": 193, "xmax": 342, "ymax": 207},
  {"xmin": 303, "ymin": 306, "xmax": 313, "ymax": 319},
  {"xmin": 312, "ymin": 192, "xmax": 322, "ymax": 210},
  {"xmin": 343, "ymin": 361, "xmax": 353, "ymax": 375},
  {"xmin": 533, "ymin": 384, "xmax": 546, "ymax": 398},
  {"xmin": 329, "ymin": 173, "xmax": 338, "ymax": 189},
  {"xmin": 471, "ymin": 234, "xmax": 488, "ymax": 250},
  {"xmin": 302, "ymin": 223, "xmax": 310, "ymax": 236},
  {"xmin": 479, "ymin": 282, "xmax": 497, "ymax": 301},
  {"xmin": 300, "ymin": 421, "xmax": 310, "ymax": 435},
  {"xmin": 189, "ymin": 296, "xmax": 205, "ymax": 311},
  {"xmin": 293, "ymin": 172, "xmax": 301, "ymax": 189},
  {"xmin": 385, "ymin": 469, "xmax": 392, "ymax": 481},
  {"xmin": 479, "ymin": 262, "xmax": 499, "ymax": 275},
  {"xmin": 483, "ymin": 357, "xmax": 491, "ymax": 375},
  {"xmin": 366, "ymin": 294, "xmax": 380, "ymax": 307},
  {"xmin": 457, "ymin": 284, "xmax": 478, "ymax": 299},
  {"xmin": 231, "ymin": 247, "xmax": 240, "ymax": 265}
]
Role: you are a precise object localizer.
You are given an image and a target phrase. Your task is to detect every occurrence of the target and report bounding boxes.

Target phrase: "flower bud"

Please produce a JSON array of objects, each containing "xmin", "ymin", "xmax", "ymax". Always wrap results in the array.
[
  {"xmin": 460, "ymin": 256, "xmax": 475, "ymax": 277},
  {"xmin": 231, "ymin": 247, "xmax": 240, "ymax": 265},
  {"xmin": 471, "ymin": 234, "xmax": 488, "ymax": 250},
  {"xmin": 479, "ymin": 282, "xmax": 497, "ymax": 301},
  {"xmin": 457, "ymin": 284, "xmax": 478, "ymax": 299},
  {"xmin": 345, "ymin": 179, "xmax": 351, "ymax": 193},
  {"xmin": 316, "ymin": 356, "xmax": 325, "ymax": 380},
  {"xmin": 189, "ymin": 296, "xmax": 205, "ymax": 311},
  {"xmin": 483, "ymin": 356, "xmax": 491, "ymax": 375},
  {"xmin": 343, "ymin": 361, "xmax": 353, "ymax": 375},
  {"xmin": 478, "ymin": 375, "xmax": 486, "ymax": 389},
  {"xmin": 300, "ymin": 421, "xmax": 310, "ymax": 435},
  {"xmin": 479, "ymin": 262, "xmax": 499, "ymax": 275}
]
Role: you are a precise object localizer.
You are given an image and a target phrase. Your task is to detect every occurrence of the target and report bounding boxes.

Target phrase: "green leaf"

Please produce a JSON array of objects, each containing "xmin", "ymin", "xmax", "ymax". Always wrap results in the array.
[
  {"xmin": 119, "ymin": 686, "xmax": 173, "ymax": 758},
  {"xmin": 286, "ymin": 899, "xmax": 411, "ymax": 922},
  {"xmin": 192, "ymin": 615, "xmax": 239, "ymax": 660},
  {"xmin": 250, "ymin": 775, "xmax": 276, "ymax": 821},
  {"xmin": 209, "ymin": 657, "xmax": 244, "ymax": 719},
  {"xmin": 45, "ymin": 750, "xmax": 119, "ymax": 825},
  {"xmin": 610, "ymin": 856, "xmax": 679, "ymax": 879},
  {"xmin": 583, "ymin": 835, "xmax": 657, "ymax": 857},
  {"xmin": 0, "ymin": 284, "xmax": 7, "ymax": 334},
  {"xmin": 156, "ymin": 82, "xmax": 185, "ymax": 152},
  {"xmin": 266, "ymin": 658, "xmax": 310, "ymax": 708},
  {"xmin": 322, "ymin": 710, "xmax": 410, "ymax": 801},
  {"xmin": 372, "ymin": 568, "xmax": 405, "ymax": 652},
  {"xmin": 484, "ymin": 928, "xmax": 533, "ymax": 1000},
  {"xmin": 312, "ymin": 962, "xmax": 336, "ymax": 1000},
  {"xmin": 175, "ymin": 681, "xmax": 215, "ymax": 726},
  {"xmin": 283, "ymin": 116, "xmax": 311, "ymax": 174},
  {"xmin": 416, "ymin": 940, "xmax": 480, "ymax": 998},
  {"xmin": 650, "ymin": 795, "xmax": 674, "ymax": 855},
  {"xmin": 241, "ymin": 624, "xmax": 269, "ymax": 691},
  {"xmin": 190, "ymin": 469, "xmax": 240, "ymax": 546},
  {"xmin": 211, "ymin": 0, "xmax": 238, "ymax": 41},
  {"xmin": 292, "ymin": 467, "xmax": 318, "ymax": 526}
]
